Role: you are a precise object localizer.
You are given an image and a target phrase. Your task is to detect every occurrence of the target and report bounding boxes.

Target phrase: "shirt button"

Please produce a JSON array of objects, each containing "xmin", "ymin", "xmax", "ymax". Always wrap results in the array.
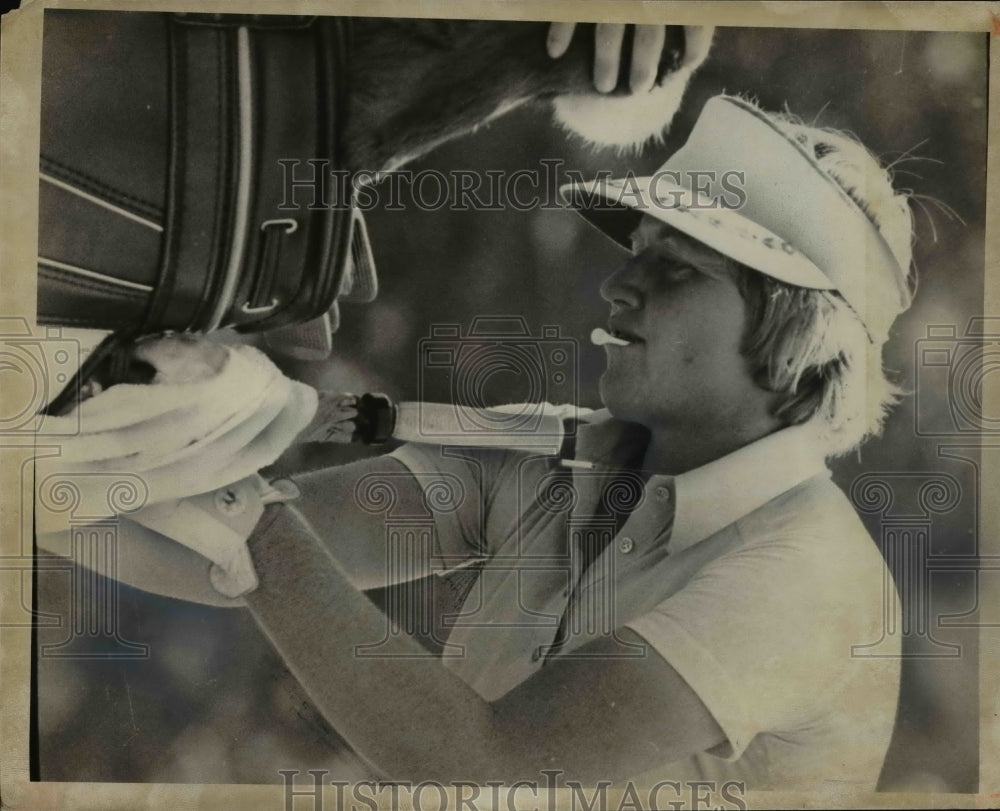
[
  {"xmin": 619, "ymin": 537, "xmax": 634, "ymax": 554},
  {"xmin": 531, "ymin": 649, "xmax": 542, "ymax": 662},
  {"xmin": 655, "ymin": 485, "xmax": 671, "ymax": 502}
]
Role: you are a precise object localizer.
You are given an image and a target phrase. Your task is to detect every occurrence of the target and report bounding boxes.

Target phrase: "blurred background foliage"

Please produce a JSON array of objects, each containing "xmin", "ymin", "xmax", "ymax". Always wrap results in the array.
[{"xmin": 36, "ymin": 21, "xmax": 988, "ymax": 792}]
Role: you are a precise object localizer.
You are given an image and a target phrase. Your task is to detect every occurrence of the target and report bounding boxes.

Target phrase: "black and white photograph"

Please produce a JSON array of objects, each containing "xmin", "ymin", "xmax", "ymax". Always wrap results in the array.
[{"xmin": 0, "ymin": 1, "xmax": 996, "ymax": 808}]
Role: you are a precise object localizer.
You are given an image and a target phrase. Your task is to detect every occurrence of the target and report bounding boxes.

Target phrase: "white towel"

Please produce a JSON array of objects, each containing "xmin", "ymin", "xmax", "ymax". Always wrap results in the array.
[{"xmin": 35, "ymin": 335, "xmax": 318, "ymax": 536}]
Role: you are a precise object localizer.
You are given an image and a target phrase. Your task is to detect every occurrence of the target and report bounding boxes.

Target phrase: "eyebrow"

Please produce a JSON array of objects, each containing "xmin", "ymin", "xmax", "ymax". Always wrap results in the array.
[
  {"xmin": 630, "ymin": 226, "xmax": 690, "ymax": 259},
  {"xmin": 630, "ymin": 225, "xmax": 735, "ymax": 280},
  {"xmin": 629, "ymin": 222, "xmax": 678, "ymax": 251}
]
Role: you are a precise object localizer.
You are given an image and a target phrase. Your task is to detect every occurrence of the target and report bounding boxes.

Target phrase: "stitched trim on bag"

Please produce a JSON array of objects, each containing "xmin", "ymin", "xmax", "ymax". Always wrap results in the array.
[
  {"xmin": 40, "ymin": 155, "xmax": 164, "ymax": 220},
  {"xmin": 39, "ymin": 265, "xmax": 150, "ymax": 300},
  {"xmin": 36, "ymin": 314, "xmax": 138, "ymax": 329}
]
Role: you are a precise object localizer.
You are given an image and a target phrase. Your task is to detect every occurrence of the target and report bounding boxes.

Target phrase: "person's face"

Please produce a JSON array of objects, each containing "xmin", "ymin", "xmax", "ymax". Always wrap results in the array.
[{"xmin": 597, "ymin": 216, "xmax": 767, "ymax": 432}]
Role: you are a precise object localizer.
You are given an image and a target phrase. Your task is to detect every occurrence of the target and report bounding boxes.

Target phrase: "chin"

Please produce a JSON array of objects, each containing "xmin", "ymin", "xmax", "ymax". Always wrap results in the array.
[{"xmin": 598, "ymin": 376, "xmax": 643, "ymax": 423}]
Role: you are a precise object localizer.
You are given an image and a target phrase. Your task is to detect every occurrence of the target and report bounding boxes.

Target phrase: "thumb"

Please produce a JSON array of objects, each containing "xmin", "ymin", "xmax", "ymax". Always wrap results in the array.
[{"xmin": 133, "ymin": 334, "xmax": 230, "ymax": 385}]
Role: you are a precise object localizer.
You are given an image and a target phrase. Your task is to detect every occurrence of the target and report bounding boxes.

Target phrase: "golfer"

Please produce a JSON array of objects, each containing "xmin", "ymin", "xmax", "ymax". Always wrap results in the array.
[{"xmin": 222, "ymin": 93, "xmax": 911, "ymax": 790}]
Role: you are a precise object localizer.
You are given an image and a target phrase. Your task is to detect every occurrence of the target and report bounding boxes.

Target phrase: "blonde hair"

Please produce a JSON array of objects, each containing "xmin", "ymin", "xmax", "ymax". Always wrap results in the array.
[{"xmin": 734, "ymin": 113, "xmax": 916, "ymax": 456}]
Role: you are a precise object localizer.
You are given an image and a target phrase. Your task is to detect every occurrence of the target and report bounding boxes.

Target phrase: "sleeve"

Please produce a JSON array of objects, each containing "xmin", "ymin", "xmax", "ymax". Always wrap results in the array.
[
  {"xmin": 35, "ymin": 519, "xmax": 247, "ymax": 609},
  {"xmin": 389, "ymin": 443, "xmax": 516, "ymax": 563},
  {"xmin": 624, "ymin": 530, "xmax": 871, "ymax": 761}
]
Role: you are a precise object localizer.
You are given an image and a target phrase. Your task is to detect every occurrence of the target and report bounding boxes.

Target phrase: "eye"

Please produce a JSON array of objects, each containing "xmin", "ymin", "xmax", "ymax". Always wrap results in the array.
[
  {"xmin": 648, "ymin": 250, "xmax": 696, "ymax": 281},
  {"xmin": 664, "ymin": 263, "xmax": 696, "ymax": 281}
]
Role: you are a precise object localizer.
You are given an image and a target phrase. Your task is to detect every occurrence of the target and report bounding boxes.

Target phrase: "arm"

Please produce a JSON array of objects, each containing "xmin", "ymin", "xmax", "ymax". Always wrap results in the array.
[
  {"xmin": 36, "ymin": 520, "xmax": 248, "ymax": 609},
  {"xmin": 290, "ymin": 455, "xmax": 438, "ymax": 590},
  {"xmin": 290, "ymin": 452, "xmax": 482, "ymax": 590},
  {"xmin": 244, "ymin": 501, "xmax": 724, "ymax": 784},
  {"xmin": 34, "ymin": 452, "xmax": 453, "ymax": 605}
]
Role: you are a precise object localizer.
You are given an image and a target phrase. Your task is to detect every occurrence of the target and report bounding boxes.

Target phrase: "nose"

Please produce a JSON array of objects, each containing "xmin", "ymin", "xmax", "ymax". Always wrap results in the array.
[{"xmin": 600, "ymin": 256, "xmax": 644, "ymax": 310}]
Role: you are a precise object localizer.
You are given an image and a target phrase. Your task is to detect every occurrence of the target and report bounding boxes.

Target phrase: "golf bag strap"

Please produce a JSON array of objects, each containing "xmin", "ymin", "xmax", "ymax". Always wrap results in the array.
[{"xmin": 149, "ymin": 15, "xmax": 356, "ymax": 335}]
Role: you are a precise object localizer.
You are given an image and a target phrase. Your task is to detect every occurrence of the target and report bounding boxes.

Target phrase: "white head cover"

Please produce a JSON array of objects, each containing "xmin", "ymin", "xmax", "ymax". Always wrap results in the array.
[
  {"xmin": 560, "ymin": 94, "xmax": 913, "ymax": 343},
  {"xmin": 34, "ymin": 336, "xmax": 318, "ymax": 535}
]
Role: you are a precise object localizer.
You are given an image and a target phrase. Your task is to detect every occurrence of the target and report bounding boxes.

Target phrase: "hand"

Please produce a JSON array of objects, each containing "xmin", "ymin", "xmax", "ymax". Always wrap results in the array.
[
  {"xmin": 547, "ymin": 22, "xmax": 669, "ymax": 94},
  {"xmin": 133, "ymin": 333, "xmax": 229, "ymax": 385},
  {"xmin": 36, "ymin": 337, "xmax": 318, "ymax": 530}
]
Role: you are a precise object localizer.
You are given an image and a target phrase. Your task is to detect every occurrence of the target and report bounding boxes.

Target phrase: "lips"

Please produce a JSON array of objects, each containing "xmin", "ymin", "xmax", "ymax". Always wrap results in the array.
[{"xmin": 608, "ymin": 321, "xmax": 643, "ymax": 344}]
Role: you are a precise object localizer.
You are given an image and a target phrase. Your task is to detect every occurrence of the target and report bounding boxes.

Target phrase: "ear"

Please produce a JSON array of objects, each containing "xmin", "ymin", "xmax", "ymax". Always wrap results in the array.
[{"xmin": 551, "ymin": 26, "xmax": 714, "ymax": 151}]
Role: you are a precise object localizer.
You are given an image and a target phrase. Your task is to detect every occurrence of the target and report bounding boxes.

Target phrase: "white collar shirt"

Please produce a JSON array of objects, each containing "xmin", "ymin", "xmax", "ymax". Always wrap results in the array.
[{"xmin": 390, "ymin": 410, "xmax": 900, "ymax": 789}]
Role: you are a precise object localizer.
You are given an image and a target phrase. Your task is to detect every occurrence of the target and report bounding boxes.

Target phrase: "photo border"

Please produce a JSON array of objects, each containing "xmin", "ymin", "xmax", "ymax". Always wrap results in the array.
[{"xmin": 1, "ymin": 1, "xmax": 997, "ymax": 808}]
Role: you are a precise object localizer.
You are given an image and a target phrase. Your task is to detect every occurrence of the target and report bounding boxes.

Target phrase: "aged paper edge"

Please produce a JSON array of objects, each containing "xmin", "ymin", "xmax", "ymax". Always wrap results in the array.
[{"xmin": 0, "ymin": 1, "xmax": 997, "ymax": 808}]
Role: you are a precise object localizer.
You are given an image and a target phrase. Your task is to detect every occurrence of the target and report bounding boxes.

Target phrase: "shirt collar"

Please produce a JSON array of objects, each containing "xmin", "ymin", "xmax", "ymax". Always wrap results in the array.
[
  {"xmin": 668, "ymin": 423, "xmax": 829, "ymax": 552},
  {"xmin": 575, "ymin": 411, "xmax": 829, "ymax": 554}
]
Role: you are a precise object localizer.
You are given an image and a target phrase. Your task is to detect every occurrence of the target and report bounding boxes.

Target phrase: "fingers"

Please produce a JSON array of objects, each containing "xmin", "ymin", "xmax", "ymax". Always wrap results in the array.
[
  {"xmin": 593, "ymin": 23, "xmax": 626, "ymax": 93},
  {"xmin": 630, "ymin": 24, "xmax": 666, "ymax": 93},
  {"xmin": 133, "ymin": 334, "xmax": 229, "ymax": 385},
  {"xmin": 682, "ymin": 25, "xmax": 716, "ymax": 69},
  {"xmin": 548, "ymin": 21, "xmax": 670, "ymax": 95},
  {"xmin": 546, "ymin": 22, "xmax": 576, "ymax": 58}
]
